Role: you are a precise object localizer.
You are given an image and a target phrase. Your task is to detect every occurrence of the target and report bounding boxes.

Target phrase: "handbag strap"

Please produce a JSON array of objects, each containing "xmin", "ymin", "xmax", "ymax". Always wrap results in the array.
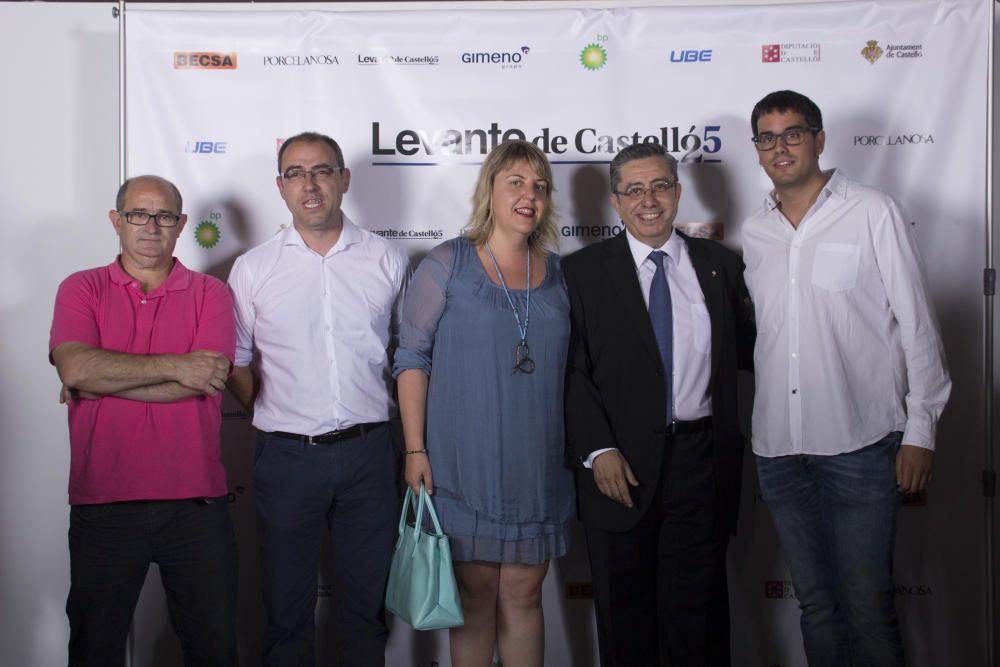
[{"xmin": 399, "ymin": 484, "xmax": 445, "ymax": 542}]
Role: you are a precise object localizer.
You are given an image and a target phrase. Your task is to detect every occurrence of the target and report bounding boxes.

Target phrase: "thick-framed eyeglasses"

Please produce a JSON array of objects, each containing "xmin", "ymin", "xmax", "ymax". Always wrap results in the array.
[
  {"xmin": 614, "ymin": 179, "xmax": 678, "ymax": 200},
  {"xmin": 280, "ymin": 165, "xmax": 342, "ymax": 182},
  {"xmin": 752, "ymin": 127, "xmax": 821, "ymax": 151},
  {"xmin": 118, "ymin": 210, "xmax": 181, "ymax": 228}
]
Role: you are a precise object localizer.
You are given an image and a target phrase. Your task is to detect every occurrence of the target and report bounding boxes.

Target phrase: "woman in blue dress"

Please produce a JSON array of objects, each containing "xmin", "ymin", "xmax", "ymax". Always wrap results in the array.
[{"xmin": 394, "ymin": 140, "xmax": 574, "ymax": 666}]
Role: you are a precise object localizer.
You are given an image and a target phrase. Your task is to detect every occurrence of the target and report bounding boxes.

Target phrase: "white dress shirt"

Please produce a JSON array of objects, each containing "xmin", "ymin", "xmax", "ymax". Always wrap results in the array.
[
  {"xmin": 742, "ymin": 169, "xmax": 950, "ymax": 457},
  {"xmin": 228, "ymin": 216, "xmax": 409, "ymax": 435},
  {"xmin": 585, "ymin": 228, "xmax": 712, "ymax": 466}
]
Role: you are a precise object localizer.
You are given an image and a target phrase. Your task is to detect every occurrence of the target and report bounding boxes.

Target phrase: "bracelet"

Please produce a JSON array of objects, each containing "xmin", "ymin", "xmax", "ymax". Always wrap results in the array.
[{"xmin": 405, "ymin": 449, "xmax": 428, "ymax": 456}]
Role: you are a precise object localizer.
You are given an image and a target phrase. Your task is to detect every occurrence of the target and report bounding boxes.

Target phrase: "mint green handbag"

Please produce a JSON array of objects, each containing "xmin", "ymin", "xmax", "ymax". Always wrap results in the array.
[{"xmin": 385, "ymin": 485, "xmax": 465, "ymax": 630}]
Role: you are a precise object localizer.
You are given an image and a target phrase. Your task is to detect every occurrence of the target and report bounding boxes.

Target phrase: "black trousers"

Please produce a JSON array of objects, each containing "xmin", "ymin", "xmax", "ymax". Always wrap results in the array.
[
  {"xmin": 585, "ymin": 427, "xmax": 731, "ymax": 667},
  {"xmin": 67, "ymin": 498, "xmax": 238, "ymax": 667},
  {"xmin": 254, "ymin": 424, "xmax": 398, "ymax": 667}
]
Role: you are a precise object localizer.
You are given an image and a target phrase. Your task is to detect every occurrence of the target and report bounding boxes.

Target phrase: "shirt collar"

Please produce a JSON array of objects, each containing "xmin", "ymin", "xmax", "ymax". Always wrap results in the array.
[
  {"xmin": 765, "ymin": 167, "xmax": 844, "ymax": 211},
  {"xmin": 108, "ymin": 256, "xmax": 191, "ymax": 293},
  {"xmin": 280, "ymin": 213, "xmax": 362, "ymax": 255},
  {"xmin": 624, "ymin": 226, "xmax": 686, "ymax": 271}
]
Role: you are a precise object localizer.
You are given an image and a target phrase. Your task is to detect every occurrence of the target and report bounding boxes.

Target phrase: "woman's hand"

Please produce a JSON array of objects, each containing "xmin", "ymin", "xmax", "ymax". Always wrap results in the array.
[{"xmin": 405, "ymin": 452, "xmax": 433, "ymax": 495}]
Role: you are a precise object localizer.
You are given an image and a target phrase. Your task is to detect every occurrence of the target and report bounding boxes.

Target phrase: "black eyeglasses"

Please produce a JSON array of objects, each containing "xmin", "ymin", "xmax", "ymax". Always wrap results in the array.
[
  {"xmin": 118, "ymin": 210, "xmax": 181, "ymax": 228},
  {"xmin": 280, "ymin": 165, "xmax": 341, "ymax": 182},
  {"xmin": 614, "ymin": 179, "xmax": 678, "ymax": 200},
  {"xmin": 752, "ymin": 127, "xmax": 821, "ymax": 151}
]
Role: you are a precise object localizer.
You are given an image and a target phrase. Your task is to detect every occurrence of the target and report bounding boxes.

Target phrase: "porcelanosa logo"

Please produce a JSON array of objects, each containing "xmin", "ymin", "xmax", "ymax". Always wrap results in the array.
[
  {"xmin": 853, "ymin": 133, "xmax": 935, "ymax": 147},
  {"xmin": 761, "ymin": 42, "xmax": 820, "ymax": 63},
  {"xmin": 174, "ymin": 52, "xmax": 237, "ymax": 69},
  {"xmin": 263, "ymin": 54, "xmax": 339, "ymax": 67},
  {"xmin": 461, "ymin": 46, "xmax": 529, "ymax": 70}
]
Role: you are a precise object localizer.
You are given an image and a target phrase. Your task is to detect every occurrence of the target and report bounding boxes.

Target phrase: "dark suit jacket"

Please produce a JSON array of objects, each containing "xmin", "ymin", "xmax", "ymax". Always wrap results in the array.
[{"xmin": 563, "ymin": 231, "xmax": 755, "ymax": 533}]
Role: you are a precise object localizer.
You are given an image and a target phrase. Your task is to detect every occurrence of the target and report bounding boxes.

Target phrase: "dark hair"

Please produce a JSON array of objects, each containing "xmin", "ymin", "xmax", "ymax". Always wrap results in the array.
[
  {"xmin": 115, "ymin": 175, "xmax": 183, "ymax": 212},
  {"xmin": 609, "ymin": 142, "xmax": 678, "ymax": 192},
  {"xmin": 277, "ymin": 131, "xmax": 346, "ymax": 173},
  {"xmin": 750, "ymin": 90, "xmax": 823, "ymax": 138}
]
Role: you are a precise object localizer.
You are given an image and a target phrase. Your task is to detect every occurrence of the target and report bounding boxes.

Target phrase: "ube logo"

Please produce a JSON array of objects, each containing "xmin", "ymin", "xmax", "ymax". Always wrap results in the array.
[
  {"xmin": 670, "ymin": 49, "xmax": 712, "ymax": 63},
  {"xmin": 186, "ymin": 141, "xmax": 227, "ymax": 154}
]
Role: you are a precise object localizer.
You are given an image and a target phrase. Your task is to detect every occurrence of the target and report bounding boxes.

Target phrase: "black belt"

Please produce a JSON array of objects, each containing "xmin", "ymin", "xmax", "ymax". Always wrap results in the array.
[
  {"xmin": 269, "ymin": 422, "xmax": 384, "ymax": 446},
  {"xmin": 667, "ymin": 416, "xmax": 712, "ymax": 435}
]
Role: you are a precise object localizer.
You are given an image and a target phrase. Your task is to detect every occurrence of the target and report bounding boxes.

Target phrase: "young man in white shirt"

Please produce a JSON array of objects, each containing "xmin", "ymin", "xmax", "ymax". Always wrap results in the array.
[{"xmin": 742, "ymin": 90, "xmax": 951, "ymax": 666}]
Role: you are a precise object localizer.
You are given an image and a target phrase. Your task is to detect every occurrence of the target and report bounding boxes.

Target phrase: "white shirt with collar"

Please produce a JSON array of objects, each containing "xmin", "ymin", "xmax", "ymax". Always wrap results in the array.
[
  {"xmin": 228, "ymin": 215, "xmax": 409, "ymax": 435},
  {"xmin": 585, "ymin": 227, "xmax": 712, "ymax": 467},
  {"xmin": 742, "ymin": 168, "xmax": 950, "ymax": 457}
]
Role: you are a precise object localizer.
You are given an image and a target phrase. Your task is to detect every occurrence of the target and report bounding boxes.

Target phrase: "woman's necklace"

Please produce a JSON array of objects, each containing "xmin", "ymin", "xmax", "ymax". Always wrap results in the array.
[{"xmin": 485, "ymin": 241, "xmax": 535, "ymax": 374}]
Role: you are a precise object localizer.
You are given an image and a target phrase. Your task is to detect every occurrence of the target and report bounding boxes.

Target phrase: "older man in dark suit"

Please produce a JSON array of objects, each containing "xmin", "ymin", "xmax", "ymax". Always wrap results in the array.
[{"xmin": 564, "ymin": 142, "xmax": 755, "ymax": 667}]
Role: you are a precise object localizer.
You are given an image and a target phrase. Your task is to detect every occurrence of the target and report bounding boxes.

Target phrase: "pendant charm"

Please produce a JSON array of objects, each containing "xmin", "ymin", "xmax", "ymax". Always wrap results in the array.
[{"xmin": 513, "ymin": 339, "xmax": 535, "ymax": 375}]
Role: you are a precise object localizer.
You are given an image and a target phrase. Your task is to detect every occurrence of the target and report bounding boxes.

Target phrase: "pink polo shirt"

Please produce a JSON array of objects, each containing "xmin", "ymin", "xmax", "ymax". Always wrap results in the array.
[{"xmin": 49, "ymin": 258, "xmax": 235, "ymax": 505}]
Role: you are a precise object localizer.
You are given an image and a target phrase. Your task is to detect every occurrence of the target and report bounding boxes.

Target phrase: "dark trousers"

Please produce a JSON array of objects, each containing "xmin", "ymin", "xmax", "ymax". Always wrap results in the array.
[
  {"xmin": 254, "ymin": 424, "xmax": 398, "ymax": 667},
  {"xmin": 586, "ymin": 428, "xmax": 730, "ymax": 667},
  {"xmin": 757, "ymin": 433, "xmax": 904, "ymax": 667},
  {"xmin": 67, "ymin": 498, "xmax": 238, "ymax": 667}
]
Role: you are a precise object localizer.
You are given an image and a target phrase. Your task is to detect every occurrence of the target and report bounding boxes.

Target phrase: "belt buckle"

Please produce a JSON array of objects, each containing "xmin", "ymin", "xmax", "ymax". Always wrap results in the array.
[{"xmin": 305, "ymin": 434, "xmax": 317, "ymax": 446}]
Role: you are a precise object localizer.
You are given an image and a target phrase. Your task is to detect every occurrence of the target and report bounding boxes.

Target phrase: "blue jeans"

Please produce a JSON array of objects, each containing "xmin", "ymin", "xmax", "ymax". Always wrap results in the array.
[
  {"xmin": 756, "ymin": 432, "xmax": 903, "ymax": 667},
  {"xmin": 67, "ymin": 498, "xmax": 238, "ymax": 667}
]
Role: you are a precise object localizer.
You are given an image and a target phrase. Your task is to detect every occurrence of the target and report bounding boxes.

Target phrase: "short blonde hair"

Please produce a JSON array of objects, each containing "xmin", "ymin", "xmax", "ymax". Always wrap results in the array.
[{"xmin": 463, "ymin": 140, "xmax": 558, "ymax": 255}]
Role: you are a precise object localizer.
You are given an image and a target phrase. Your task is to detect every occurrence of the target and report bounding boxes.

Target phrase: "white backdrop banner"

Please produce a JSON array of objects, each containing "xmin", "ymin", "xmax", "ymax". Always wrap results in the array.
[{"xmin": 124, "ymin": 2, "xmax": 989, "ymax": 665}]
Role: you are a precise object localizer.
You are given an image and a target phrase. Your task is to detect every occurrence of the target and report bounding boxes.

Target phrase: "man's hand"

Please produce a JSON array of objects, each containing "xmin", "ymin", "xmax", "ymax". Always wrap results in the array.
[
  {"xmin": 592, "ymin": 450, "xmax": 639, "ymax": 508},
  {"xmin": 896, "ymin": 444, "xmax": 933, "ymax": 494},
  {"xmin": 172, "ymin": 350, "xmax": 230, "ymax": 395},
  {"xmin": 59, "ymin": 384, "xmax": 100, "ymax": 403}
]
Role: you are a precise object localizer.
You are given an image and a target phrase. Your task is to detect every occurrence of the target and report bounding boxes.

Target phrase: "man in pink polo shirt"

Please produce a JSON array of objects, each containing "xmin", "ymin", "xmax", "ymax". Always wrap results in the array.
[{"xmin": 49, "ymin": 175, "xmax": 238, "ymax": 666}]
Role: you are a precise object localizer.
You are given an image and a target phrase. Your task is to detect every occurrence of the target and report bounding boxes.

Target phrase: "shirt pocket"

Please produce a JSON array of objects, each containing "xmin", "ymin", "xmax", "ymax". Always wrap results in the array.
[
  {"xmin": 811, "ymin": 242, "xmax": 860, "ymax": 292},
  {"xmin": 690, "ymin": 302, "xmax": 711, "ymax": 354}
]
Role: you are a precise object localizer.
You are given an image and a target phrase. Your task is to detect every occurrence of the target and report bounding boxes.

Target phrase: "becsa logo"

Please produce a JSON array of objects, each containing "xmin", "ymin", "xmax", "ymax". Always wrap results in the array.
[
  {"xmin": 186, "ymin": 141, "xmax": 227, "ymax": 154},
  {"xmin": 174, "ymin": 52, "xmax": 238, "ymax": 70}
]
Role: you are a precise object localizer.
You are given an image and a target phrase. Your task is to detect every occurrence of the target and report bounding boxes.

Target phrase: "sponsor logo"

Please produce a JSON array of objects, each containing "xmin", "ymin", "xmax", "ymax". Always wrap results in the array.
[
  {"xmin": 862, "ymin": 40, "xmax": 922, "ymax": 63},
  {"xmin": 896, "ymin": 584, "xmax": 933, "ymax": 596},
  {"xmin": 761, "ymin": 43, "xmax": 820, "ymax": 63},
  {"xmin": 853, "ymin": 133, "xmax": 934, "ymax": 147},
  {"xmin": 173, "ymin": 52, "xmax": 237, "ymax": 69},
  {"xmin": 670, "ymin": 49, "xmax": 713, "ymax": 63},
  {"xmin": 674, "ymin": 222, "xmax": 724, "ymax": 240},
  {"xmin": 371, "ymin": 122, "xmax": 723, "ymax": 163},
  {"xmin": 564, "ymin": 581, "xmax": 594, "ymax": 599},
  {"xmin": 861, "ymin": 40, "xmax": 884, "ymax": 64},
  {"xmin": 765, "ymin": 580, "xmax": 795, "ymax": 599},
  {"xmin": 461, "ymin": 46, "xmax": 529, "ymax": 70},
  {"xmin": 185, "ymin": 140, "xmax": 227, "ymax": 154},
  {"xmin": 263, "ymin": 54, "xmax": 339, "ymax": 66},
  {"xmin": 195, "ymin": 221, "xmax": 221, "ymax": 249},
  {"xmin": 357, "ymin": 54, "xmax": 439, "ymax": 66},
  {"xmin": 561, "ymin": 224, "xmax": 623, "ymax": 238},
  {"xmin": 580, "ymin": 43, "xmax": 608, "ymax": 71},
  {"xmin": 371, "ymin": 229, "xmax": 444, "ymax": 240}
]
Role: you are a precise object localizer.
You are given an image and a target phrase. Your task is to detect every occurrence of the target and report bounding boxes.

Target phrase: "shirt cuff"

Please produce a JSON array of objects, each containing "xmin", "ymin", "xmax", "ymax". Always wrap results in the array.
[{"xmin": 583, "ymin": 448, "xmax": 618, "ymax": 469}]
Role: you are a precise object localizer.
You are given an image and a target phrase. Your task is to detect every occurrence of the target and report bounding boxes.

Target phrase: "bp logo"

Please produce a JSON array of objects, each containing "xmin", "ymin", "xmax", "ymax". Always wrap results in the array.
[
  {"xmin": 194, "ymin": 221, "xmax": 221, "ymax": 248},
  {"xmin": 580, "ymin": 43, "xmax": 607, "ymax": 71}
]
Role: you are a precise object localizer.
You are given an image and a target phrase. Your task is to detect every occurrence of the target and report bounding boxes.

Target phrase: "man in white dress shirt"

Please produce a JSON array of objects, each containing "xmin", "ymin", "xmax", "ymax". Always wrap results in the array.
[
  {"xmin": 742, "ymin": 90, "xmax": 951, "ymax": 666},
  {"xmin": 227, "ymin": 131, "xmax": 408, "ymax": 667}
]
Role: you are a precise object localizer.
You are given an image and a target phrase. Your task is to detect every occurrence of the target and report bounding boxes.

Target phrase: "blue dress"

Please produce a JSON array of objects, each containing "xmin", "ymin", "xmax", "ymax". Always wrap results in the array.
[{"xmin": 393, "ymin": 237, "xmax": 575, "ymax": 564}]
